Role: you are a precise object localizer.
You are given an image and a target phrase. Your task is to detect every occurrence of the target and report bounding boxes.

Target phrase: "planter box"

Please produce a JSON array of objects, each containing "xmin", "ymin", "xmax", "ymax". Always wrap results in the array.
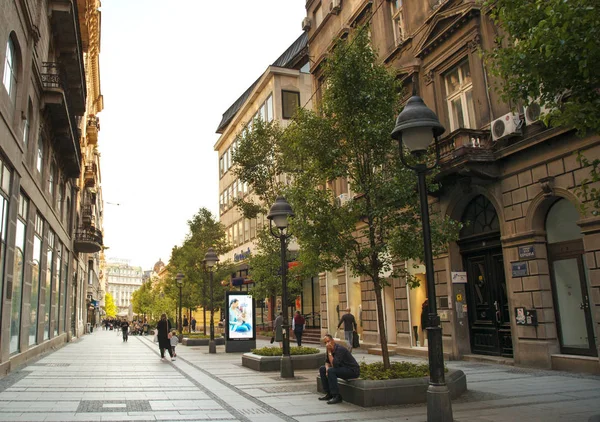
[
  {"xmin": 317, "ymin": 368, "xmax": 467, "ymax": 407},
  {"xmin": 182, "ymin": 337, "xmax": 225, "ymax": 346},
  {"xmin": 242, "ymin": 352, "xmax": 326, "ymax": 371}
]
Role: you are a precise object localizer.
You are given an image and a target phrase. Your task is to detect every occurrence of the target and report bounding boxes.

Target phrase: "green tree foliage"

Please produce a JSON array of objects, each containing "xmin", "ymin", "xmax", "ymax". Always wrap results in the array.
[
  {"xmin": 234, "ymin": 28, "xmax": 459, "ymax": 369},
  {"xmin": 131, "ymin": 280, "xmax": 153, "ymax": 318},
  {"xmin": 104, "ymin": 292, "xmax": 117, "ymax": 318},
  {"xmin": 486, "ymin": 0, "xmax": 600, "ymax": 134}
]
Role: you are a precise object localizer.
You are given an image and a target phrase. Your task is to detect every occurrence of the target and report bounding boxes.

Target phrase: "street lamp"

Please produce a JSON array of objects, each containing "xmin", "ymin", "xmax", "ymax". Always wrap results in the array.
[
  {"xmin": 391, "ymin": 95, "xmax": 453, "ymax": 422},
  {"xmin": 175, "ymin": 272, "xmax": 184, "ymax": 334},
  {"xmin": 267, "ymin": 196, "xmax": 295, "ymax": 378},
  {"xmin": 204, "ymin": 247, "xmax": 219, "ymax": 354}
]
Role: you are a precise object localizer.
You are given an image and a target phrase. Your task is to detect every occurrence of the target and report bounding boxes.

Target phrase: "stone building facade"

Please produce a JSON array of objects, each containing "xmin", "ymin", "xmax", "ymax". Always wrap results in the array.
[
  {"xmin": 0, "ymin": 0, "xmax": 105, "ymax": 375},
  {"xmin": 304, "ymin": 0, "xmax": 599, "ymax": 373}
]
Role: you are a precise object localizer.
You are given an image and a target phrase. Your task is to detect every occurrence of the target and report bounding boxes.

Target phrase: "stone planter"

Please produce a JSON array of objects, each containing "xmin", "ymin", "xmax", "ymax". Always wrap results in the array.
[
  {"xmin": 182, "ymin": 337, "xmax": 225, "ymax": 346},
  {"xmin": 242, "ymin": 352, "xmax": 326, "ymax": 371},
  {"xmin": 316, "ymin": 368, "xmax": 467, "ymax": 407}
]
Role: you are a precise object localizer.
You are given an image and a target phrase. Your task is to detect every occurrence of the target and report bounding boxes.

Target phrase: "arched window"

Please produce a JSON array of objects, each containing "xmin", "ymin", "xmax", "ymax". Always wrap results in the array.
[
  {"xmin": 460, "ymin": 195, "xmax": 499, "ymax": 238},
  {"xmin": 3, "ymin": 37, "xmax": 17, "ymax": 102}
]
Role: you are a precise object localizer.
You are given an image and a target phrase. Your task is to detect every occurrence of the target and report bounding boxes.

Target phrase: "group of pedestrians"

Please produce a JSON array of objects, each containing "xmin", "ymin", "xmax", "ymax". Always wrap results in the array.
[{"xmin": 155, "ymin": 313, "xmax": 178, "ymax": 361}]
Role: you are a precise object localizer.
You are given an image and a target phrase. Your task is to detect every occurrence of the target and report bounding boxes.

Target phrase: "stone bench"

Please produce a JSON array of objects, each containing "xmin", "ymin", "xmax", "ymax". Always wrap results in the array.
[
  {"xmin": 182, "ymin": 337, "xmax": 225, "ymax": 346},
  {"xmin": 242, "ymin": 352, "xmax": 326, "ymax": 371},
  {"xmin": 316, "ymin": 368, "xmax": 467, "ymax": 407}
]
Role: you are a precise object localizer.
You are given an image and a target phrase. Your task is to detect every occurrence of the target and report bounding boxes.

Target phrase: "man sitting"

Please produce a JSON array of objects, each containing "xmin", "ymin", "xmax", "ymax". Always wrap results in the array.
[{"xmin": 318, "ymin": 334, "xmax": 360, "ymax": 404}]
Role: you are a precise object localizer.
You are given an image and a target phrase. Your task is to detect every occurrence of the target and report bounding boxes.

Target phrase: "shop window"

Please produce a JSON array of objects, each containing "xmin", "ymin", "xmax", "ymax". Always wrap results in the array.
[
  {"xmin": 444, "ymin": 60, "xmax": 476, "ymax": 131},
  {"xmin": 10, "ymin": 194, "xmax": 28, "ymax": 354}
]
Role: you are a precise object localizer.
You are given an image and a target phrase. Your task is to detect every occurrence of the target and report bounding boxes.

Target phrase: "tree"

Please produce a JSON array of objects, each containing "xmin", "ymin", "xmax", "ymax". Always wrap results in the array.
[
  {"xmin": 131, "ymin": 281, "xmax": 153, "ymax": 319},
  {"xmin": 234, "ymin": 28, "xmax": 459, "ymax": 368},
  {"xmin": 104, "ymin": 292, "xmax": 117, "ymax": 318},
  {"xmin": 485, "ymin": 0, "xmax": 600, "ymax": 135}
]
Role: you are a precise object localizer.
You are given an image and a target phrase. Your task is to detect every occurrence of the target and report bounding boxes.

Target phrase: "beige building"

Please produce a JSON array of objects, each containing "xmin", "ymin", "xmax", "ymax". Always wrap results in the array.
[
  {"xmin": 106, "ymin": 260, "xmax": 143, "ymax": 315},
  {"xmin": 303, "ymin": 0, "xmax": 599, "ymax": 373},
  {"xmin": 0, "ymin": 0, "xmax": 105, "ymax": 375}
]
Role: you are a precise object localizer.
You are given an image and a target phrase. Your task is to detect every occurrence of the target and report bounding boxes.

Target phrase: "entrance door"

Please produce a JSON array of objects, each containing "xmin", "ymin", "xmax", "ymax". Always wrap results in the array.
[
  {"xmin": 548, "ymin": 240, "xmax": 597, "ymax": 356},
  {"xmin": 464, "ymin": 249, "xmax": 513, "ymax": 357}
]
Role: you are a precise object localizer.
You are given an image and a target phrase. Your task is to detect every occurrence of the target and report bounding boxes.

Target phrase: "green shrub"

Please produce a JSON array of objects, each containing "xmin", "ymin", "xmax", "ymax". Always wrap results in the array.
[
  {"xmin": 184, "ymin": 333, "xmax": 222, "ymax": 339},
  {"xmin": 251, "ymin": 346, "xmax": 320, "ymax": 356},
  {"xmin": 359, "ymin": 361, "xmax": 430, "ymax": 380}
]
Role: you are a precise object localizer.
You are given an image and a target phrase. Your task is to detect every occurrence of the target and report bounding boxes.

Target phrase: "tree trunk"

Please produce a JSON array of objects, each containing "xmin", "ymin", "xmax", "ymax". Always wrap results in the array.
[{"xmin": 373, "ymin": 279, "xmax": 391, "ymax": 369}]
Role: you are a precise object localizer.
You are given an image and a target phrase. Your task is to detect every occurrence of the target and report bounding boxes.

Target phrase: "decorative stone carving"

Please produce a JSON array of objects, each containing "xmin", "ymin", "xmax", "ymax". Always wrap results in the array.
[
  {"xmin": 539, "ymin": 176, "xmax": 555, "ymax": 197},
  {"xmin": 467, "ymin": 34, "xmax": 481, "ymax": 52},
  {"xmin": 423, "ymin": 70, "xmax": 434, "ymax": 85}
]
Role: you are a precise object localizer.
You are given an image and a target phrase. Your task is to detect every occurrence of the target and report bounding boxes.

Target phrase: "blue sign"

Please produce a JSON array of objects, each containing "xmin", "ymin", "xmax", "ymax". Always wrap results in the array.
[
  {"xmin": 511, "ymin": 262, "xmax": 528, "ymax": 277},
  {"xmin": 518, "ymin": 245, "xmax": 536, "ymax": 259},
  {"xmin": 234, "ymin": 248, "xmax": 251, "ymax": 262}
]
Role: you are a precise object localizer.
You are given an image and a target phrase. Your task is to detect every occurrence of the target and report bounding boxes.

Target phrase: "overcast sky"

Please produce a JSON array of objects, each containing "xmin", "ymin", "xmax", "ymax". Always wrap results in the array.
[{"xmin": 99, "ymin": 1, "xmax": 307, "ymax": 270}]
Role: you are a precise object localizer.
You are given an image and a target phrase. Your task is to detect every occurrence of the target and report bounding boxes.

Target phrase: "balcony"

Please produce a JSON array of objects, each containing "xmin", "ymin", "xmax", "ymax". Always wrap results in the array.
[
  {"xmin": 74, "ymin": 226, "xmax": 103, "ymax": 253},
  {"xmin": 436, "ymin": 128, "xmax": 499, "ymax": 182},
  {"xmin": 41, "ymin": 62, "xmax": 81, "ymax": 177},
  {"xmin": 87, "ymin": 116, "xmax": 99, "ymax": 145},
  {"xmin": 84, "ymin": 162, "xmax": 97, "ymax": 187},
  {"xmin": 49, "ymin": 0, "xmax": 86, "ymax": 114}
]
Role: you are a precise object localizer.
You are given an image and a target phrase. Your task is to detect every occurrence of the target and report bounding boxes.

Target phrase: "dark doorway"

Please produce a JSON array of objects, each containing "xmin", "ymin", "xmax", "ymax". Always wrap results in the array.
[{"xmin": 459, "ymin": 195, "xmax": 513, "ymax": 357}]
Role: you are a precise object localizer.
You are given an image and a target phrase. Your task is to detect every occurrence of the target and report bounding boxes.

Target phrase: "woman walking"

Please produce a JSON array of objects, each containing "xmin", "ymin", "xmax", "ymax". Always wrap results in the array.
[{"xmin": 157, "ymin": 313, "xmax": 174, "ymax": 361}]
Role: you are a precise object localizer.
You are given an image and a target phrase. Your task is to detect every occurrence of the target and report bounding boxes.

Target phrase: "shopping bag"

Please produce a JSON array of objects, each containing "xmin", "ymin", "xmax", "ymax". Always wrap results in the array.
[
  {"xmin": 270, "ymin": 336, "xmax": 275, "ymax": 344},
  {"xmin": 352, "ymin": 330, "xmax": 360, "ymax": 348}
]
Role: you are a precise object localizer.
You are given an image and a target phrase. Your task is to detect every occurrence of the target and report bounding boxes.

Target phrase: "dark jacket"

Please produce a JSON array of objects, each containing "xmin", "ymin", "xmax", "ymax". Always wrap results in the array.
[
  {"xmin": 326, "ymin": 343, "xmax": 360, "ymax": 375},
  {"xmin": 157, "ymin": 318, "xmax": 171, "ymax": 347},
  {"xmin": 338, "ymin": 313, "xmax": 357, "ymax": 332}
]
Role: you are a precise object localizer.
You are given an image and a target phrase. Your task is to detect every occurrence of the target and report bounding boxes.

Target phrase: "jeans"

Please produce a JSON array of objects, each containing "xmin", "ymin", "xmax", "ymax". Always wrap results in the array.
[
  {"xmin": 344, "ymin": 330, "xmax": 353, "ymax": 351},
  {"xmin": 294, "ymin": 329, "xmax": 303, "ymax": 346},
  {"xmin": 319, "ymin": 365, "xmax": 359, "ymax": 396}
]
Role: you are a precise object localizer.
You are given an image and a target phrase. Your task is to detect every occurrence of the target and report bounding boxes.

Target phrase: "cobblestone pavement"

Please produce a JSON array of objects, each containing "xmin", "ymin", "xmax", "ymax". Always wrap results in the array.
[{"xmin": 0, "ymin": 330, "xmax": 599, "ymax": 421}]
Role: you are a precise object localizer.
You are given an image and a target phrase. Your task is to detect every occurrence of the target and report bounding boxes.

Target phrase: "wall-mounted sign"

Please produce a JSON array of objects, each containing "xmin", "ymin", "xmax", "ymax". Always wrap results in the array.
[
  {"xmin": 515, "ymin": 307, "xmax": 538, "ymax": 326},
  {"xmin": 511, "ymin": 262, "xmax": 528, "ymax": 277},
  {"xmin": 518, "ymin": 245, "xmax": 536, "ymax": 259},
  {"xmin": 234, "ymin": 248, "xmax": 251, "ymax": 262},
  {"xmin": 451, "ymin": 271, "xmax": 467, "ymax": 284}
]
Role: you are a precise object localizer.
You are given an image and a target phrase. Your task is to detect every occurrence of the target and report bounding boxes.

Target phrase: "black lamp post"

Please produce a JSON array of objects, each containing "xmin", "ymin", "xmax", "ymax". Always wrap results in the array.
[
  {"xmin": 391, "ymin": 95, "xmax": 453, "ymax": 422},
  {"xmin": 175, "ymin": 273, "xmax": 184, "ymax": 334},
  {"xmin": 267, "ymin": 196, "xmax": 295, "ymax": 378},
  {"xmin": 204, "ymin": 247, "xmax": 219, "ymax": 354}
]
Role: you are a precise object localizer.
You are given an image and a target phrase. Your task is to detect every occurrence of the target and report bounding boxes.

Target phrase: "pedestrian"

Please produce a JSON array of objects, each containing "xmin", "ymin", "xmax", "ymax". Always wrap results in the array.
[
  {"xmin": 191, "ymin": 317, "xmax": 196, "ymax": 332},
  {"xmin": 169, "ymin": 329, "xmax": 179, "ymax": 359},
  {"xmin": 337, "ymin": 307, "xmax": 357, "ymax": 352},
  {"xmin": 183, "ymin": 315, "xmax": 189, "ymax": 333},
  {"xmin": 318, "ymin": 334, "xmax": 360, "ymax": 404},
  {"xmin": 156, "ymin": 313, "xmax": 174, "ymax": 361},
  {"xmin": 292, "ymin": 310, "xmax": 305, "ymax": 347},
  {"xmin": 274, "ymin": 312, "xmax": 283, "ymax": 348},
  {"xmin": 121, "ymin": 318, "xmax": 129, "ymax": 342}
]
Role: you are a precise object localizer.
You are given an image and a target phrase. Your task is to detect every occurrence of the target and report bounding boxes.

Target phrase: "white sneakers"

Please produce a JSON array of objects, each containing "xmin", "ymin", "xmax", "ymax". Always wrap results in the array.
[{"xmin": 171, "ymin": 357, "xmax": 176, "ymax": 361}]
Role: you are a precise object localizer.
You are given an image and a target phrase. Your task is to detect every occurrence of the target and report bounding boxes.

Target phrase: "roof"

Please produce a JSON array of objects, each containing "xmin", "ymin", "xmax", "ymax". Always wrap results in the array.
[{"xmin": 215, "ymin": 32, "xmax": 308, "ymax": 134}]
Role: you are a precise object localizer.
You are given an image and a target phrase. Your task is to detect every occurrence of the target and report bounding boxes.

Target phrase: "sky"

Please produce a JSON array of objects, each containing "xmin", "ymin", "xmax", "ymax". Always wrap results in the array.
[{"xmin": 99, "ymin": 1, "xmax": 307, "ymax": 270}]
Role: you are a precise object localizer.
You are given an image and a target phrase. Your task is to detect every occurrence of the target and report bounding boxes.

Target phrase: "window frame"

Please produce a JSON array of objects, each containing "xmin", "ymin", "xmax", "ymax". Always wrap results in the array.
[
  {"xmin": 3, "ymin": 37, "xmax": 17, "ymax": 101},
  {"xmin": 443, "ymin": 59, "xmax": 476, "ymax": 131},
  {"xmin": 390, "ymin": 0, "xmax": 405, "ymax": 45},
  {"xmin": 282, "ymin": 90, "xmax": 300, "ymax": 120}
]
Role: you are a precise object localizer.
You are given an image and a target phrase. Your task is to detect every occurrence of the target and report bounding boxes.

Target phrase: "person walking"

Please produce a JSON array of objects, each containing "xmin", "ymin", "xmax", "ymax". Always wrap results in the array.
[
  {"xmin": 292, "ymin": 311, "xmax": 305, "ymax": 347},
  {"xmin": 183, "ymin": 315, "xmax": 189, "ymax": 333},
  {"xmin": 337, "ymin": 307, "xmax": 357, "ymax": 352},
  {"xmin": 157, "ymin": 313, "xmax": 174, "ymax": 361},
  {"xmin": 169, "ymin": 329, "xmax": 179, "ymax": 360},
  {"xmin": 191, "ymin": 317, "xmax": 196, "ymax": 332},
  {"xmin": 274, "ymin": 312, "xmax": 283, "ymax": 348},
  {"xmin": 318, "ymin": 334, "xmax": 360, "ymax": 404},
  {"xmin": 121, "ymin": 319, "xmax": 129, "ymax": 342}
]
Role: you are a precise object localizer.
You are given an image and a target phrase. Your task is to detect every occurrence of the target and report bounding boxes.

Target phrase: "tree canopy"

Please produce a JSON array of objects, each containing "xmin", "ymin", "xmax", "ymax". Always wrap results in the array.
[{"xmin": 104, "ymin": 292, "xmax": 117, "ymax": 318}]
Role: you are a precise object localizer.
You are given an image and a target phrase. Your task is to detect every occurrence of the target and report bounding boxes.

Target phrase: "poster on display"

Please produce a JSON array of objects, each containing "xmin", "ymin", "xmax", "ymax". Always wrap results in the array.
[{"xmin": 226, "ymin": 292, "xmax": 256, "ymax": 341}]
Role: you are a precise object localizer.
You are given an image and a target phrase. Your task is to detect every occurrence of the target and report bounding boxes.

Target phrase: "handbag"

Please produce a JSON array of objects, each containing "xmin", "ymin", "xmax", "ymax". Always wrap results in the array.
[
  {"xmin": 270, "ymin": 336, "xmax": 275, "ymax": 344},
  {"xmin": 352, "ymin": 330, "xmax": 360, "ymax": 348}
]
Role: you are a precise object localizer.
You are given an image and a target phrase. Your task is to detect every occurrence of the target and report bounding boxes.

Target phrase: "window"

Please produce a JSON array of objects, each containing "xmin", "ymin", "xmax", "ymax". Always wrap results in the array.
[
  {"xmin": 30, "ymin": 213, "xmax": 43, "ymax": 345},
  {"xmin": 48, "ymin": 161, "xmax": 56, "ymax": 197},
  {"xmin": 282, "ymin": 91, "xmax": 300, "ymax": 119},
  {"xmin": 10, "ymin": 194, "xmax": 28, "ymax": 354},
  {"xmin": 390, "ymin": 0, "xmax": 405, "ymax": 45},
  {"xmin": 36, "ymin": 136, "xmax": 43, "ymax": 174},
  {"xmin": 313, "ymin": 4, "xmax": 323, "ymax": 28},
  {"xmin": 300, "ymin": 61, "xmax": 310, "ymax": 74},
  {"xmin": 3, "ymin": 37, "xmax": 17, "ymax": 101},
  {"xmin": 444, "ymin": 60, "xmax": 476, "ymax": 131},
  {"xmin": 23, "ymin": 102, "xmax": 31, "ymax": 147},
  {"xmin": 0, "ymin": 159, "xmax": 10, "ymax": 325},
  {"xmin": 44, "ymin": 230, "xmax": 54, "ymax": 340}
]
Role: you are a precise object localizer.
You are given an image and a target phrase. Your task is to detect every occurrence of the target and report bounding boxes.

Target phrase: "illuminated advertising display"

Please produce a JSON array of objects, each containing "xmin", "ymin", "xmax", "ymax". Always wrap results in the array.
[{"xmin": 226, "ymin": 292, "xmax": 255, "ymax": 341}]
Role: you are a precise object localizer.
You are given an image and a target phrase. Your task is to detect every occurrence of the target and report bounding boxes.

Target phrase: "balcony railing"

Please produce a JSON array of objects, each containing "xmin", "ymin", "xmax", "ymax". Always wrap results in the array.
[
  {"xmin": 436, "ymin": 128, "xmax": 499, "ymax": 180},
  {"xmin": 87, "ymin": 116, "xmax": 99, "ymax": 144},
  {"xmin": 84, "ymin": 162, "xmax": 97, "ymax": 186},
  {"xmin": 74, "ymin": 226, "xmax": 103, "ymax": 254}
]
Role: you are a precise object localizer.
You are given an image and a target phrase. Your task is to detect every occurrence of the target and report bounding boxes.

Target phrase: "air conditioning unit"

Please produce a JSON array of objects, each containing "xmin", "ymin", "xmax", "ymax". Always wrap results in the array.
[
  {"xmin": 330, "ymin": 0, "xmax": 342, "ymax": 14},
  {"xmin": 491, "ymin": 112, "xmax": 522, "ymax": 141},
  {"xmin": 302, "ymin": 16, "xmax": 312, "ymax": 31},
  {"xmin": 524, "ymin": 100, "xmax": 551, "ymax": 126},
  {"xmin": 335, "ymin": 193, "xmax": 351, "ymax": 206}
]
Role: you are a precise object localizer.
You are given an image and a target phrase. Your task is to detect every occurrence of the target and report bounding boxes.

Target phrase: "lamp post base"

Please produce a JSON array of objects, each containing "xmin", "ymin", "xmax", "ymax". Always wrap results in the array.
[
  {"xmin": 208, "ymin": 340, "xmax": 216, "ymax": 354},
  {"xmin": 280, "ymin": 355, "xmax": 294, "ymax": 378},
  {"xmin": 427, "ymin": 384, "xmax": 453, "ymax": 422}
]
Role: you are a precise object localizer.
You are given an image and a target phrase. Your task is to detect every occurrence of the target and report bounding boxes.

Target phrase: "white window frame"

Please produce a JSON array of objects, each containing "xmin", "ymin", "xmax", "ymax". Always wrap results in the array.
[
  {"xmin": 390, "ymin": 0, "xmax": 405, "ymax": 45},
  {"xmin": 444, "ymin": 60, "xmax": 476, "ymax": 131},
  {"xmin": 3, "ymin": 38, "xmax": 17, "ymax": 101}
]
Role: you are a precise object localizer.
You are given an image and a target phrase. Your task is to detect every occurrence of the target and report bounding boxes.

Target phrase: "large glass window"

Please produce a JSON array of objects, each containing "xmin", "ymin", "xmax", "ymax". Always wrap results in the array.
[
  {"xmin": 44, "ymin": 230, "xmax": 54, "ymax": 339},
  {"xmin": 444, "ymin": 60, "xmax": 476, "ymax": 131},
  {"xmin": 3, "ymin": 37, "xmax": 17, "ymax": 101},
  {"xmin": 0, "ymin": 159, "xmax": 11, "ymax": 324},
  {"xmin": 54, "ymin": 242, "xmax": 61, "ymax": 336},
  {"xmin": 390, "ymin": 0, "xmax": 405, "ymax": 45},
  {"xmin": 30, "ymin": 213, "xmax": 43, "ymax": 345},
  {"xmin": 282, "ymin": 91, "xmax": 300, "ymax": 119},
  {"xmin": 10, "ymin": 194, "xmax": 28, "ymax": 354},
  {"xmin": 61, "ymin": 249, "xmax": 68, "ymax": 332}
]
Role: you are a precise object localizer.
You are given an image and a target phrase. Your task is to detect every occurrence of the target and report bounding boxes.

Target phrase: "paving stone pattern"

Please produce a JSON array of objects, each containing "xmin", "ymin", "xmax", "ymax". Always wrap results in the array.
[{"xmin": 0, "ymin": 330, "xmax": 598, "ymax": 421}]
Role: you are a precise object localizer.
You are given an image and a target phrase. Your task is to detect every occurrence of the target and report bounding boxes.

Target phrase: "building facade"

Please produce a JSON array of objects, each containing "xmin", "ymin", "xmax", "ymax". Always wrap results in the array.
[
  {"xmin": 303, "ymin": 0, "xmax": 599, "ymax": 373},
  {"xmin": 106, "ymin": 260, "xmax": 143, "ymax": 315},
  {"xmin": 0, "ymin": 0, "xmax": 105, "ymax": 375}
]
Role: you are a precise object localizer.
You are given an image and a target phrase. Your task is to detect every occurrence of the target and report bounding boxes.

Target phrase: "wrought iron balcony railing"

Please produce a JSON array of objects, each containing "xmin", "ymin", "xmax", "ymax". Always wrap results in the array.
[{"xmin": 74, "ymin": 226, "xmax": 103, "ymax": 254}]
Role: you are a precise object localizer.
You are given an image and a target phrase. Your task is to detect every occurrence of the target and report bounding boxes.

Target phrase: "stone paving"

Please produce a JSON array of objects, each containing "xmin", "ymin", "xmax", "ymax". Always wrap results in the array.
[{"xmin": 0, "ymin": 330, "xmax": 599, "ymax": 421}]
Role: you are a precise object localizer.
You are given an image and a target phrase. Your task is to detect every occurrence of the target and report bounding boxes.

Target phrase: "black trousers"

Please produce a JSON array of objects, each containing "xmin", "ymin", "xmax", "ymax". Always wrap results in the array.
[
  {"xmin": 159, "ymin": 339, "xmax": 173, "ymax": 358},
  {"xmin": 294, "ymin": 329, "xmax": 303, "ymax": 346}
]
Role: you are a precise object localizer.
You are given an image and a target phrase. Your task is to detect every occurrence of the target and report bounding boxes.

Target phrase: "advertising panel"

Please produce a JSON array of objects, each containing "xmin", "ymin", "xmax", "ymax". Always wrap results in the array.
[{"xmin": 226, "ymin": 292, "xmax": 255, "ymax": 341}]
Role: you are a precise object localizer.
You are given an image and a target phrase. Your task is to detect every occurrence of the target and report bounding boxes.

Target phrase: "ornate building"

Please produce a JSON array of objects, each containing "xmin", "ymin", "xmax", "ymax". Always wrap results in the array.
[
  {"xmin": 105, "ymin": 260, "xmax": 143, "ymax": 315},
  {"xmin": 0, "ymin": 0, "xmax": 105, "ymax": 374}
]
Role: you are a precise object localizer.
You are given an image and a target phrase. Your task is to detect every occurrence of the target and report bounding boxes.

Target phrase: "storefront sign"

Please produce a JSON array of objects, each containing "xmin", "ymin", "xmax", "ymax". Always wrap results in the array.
[
  {"xmin": 451, "ymin": 271, "xmax": 467, "ymax": 284},
  {"xmin": 234, "ymin": 248, "xmax": 251, "ymax": 262},
  {"xmin": 518, "ymin": 245, "xmax": 536, "ymax": 259},
  {"xmin": 511, "ymin": 262, "xmax": 528, "ymax": 277}
]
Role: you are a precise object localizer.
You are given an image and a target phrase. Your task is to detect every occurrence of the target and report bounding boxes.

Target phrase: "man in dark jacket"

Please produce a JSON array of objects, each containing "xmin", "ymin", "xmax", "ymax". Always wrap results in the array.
[
  {"xmin": 337, "ymin": 307, "xmax": 357, "ymax": 352},
  {"xmin": 157, "ymin": 313, "xmax": 174, "ymax": 360},
  {"xmin": 318, "ymin": 334, "xmax": 360, "ymax": 404}
]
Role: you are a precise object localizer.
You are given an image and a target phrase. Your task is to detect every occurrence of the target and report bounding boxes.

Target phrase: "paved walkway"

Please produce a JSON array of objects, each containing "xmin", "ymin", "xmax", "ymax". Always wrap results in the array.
[{"xmin": 0, "ymin": 330, "xmax": 599, "ymax": 421}]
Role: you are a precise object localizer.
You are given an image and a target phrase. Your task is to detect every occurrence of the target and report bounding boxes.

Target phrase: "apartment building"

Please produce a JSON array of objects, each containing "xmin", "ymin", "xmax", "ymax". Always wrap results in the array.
[
  {"xmin": 105, "ymin": 260, "xmax": 143, "ymax": 315},
  {"xmin": 0, "ymin": 0, "xmax": 105, "ymax": 375},
  {"xmin": 304, "ymin": 0, "xmax": 599, "ymax": 373}
]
